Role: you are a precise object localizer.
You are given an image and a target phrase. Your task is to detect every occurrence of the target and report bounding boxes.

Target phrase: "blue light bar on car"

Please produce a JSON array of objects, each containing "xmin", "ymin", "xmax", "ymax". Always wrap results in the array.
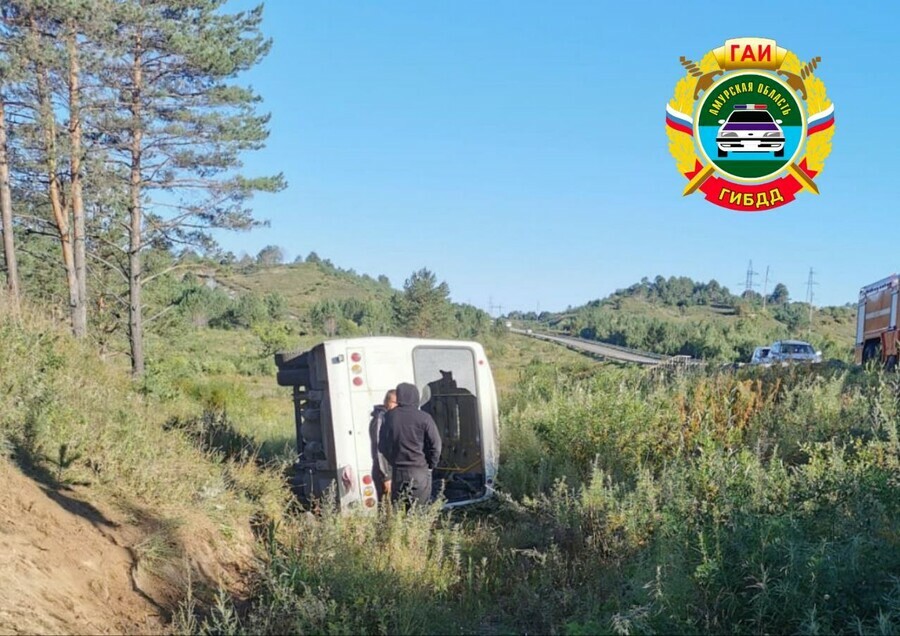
[{"xmin": 733, "ymin": 104, "xmax": 767, "ymax": 110}]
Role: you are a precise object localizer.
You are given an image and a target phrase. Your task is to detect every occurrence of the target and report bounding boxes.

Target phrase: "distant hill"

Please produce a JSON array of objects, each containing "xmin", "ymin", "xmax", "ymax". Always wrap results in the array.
[
  {"xmin": 209, "ymin": 261, "xmax": 394, "ymax": 317},
  {"xmin": 170, "ymin": 258, "xmax": 501, "ymax": 346},
  {"xmin": 509, "ymin": 276, "xmax": 856, "ymax": 362}
]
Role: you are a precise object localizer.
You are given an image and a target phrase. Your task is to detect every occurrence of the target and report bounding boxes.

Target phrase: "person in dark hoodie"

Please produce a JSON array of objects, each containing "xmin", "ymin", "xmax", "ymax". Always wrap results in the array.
[
  {"xmin": 379, "ymin": 382, "xmax": 442, "ymax": 507},
  {"xmin": 369, "ymin": 389, "xmax": 397, "ymax": 501}
]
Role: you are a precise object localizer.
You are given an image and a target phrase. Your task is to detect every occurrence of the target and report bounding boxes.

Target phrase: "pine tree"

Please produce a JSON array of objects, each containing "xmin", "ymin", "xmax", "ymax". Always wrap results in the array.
[
  {"xmin": 394, "ymin": 268, "xmax": 452, "ymax": 337},
  {"xmin": 0, "ymin": 8, "xmax": 20, "ymax": 305},
  {"xmin": 16, "ymin": 2, "xmax": 83, "ymax": 333},
  {"xmin": 97, "ymin": 0, "xmax": 285, "ymax": 376},
  {"xmin": 1, "ymin": 0, "xmax": 104, "ymax": 334},
  {"xmin": 0, "ymin": 87, "xmax": 19, "ymax": 305}
]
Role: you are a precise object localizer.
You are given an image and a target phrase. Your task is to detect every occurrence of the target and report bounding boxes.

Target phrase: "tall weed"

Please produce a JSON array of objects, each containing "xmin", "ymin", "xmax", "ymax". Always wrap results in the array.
[{"xmin": 180, "ymin": 355, "xmax": 900, "ymax": 634}]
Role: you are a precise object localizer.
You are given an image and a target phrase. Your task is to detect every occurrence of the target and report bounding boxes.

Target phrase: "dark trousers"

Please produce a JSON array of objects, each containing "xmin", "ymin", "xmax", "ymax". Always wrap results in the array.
[
  {"xmin": 373, "ymin": 470, "xmax": 386, "ymax": 502},
  {"xmin": 390, "ymin": 466, "xmax": 432, "ymax": 508}
]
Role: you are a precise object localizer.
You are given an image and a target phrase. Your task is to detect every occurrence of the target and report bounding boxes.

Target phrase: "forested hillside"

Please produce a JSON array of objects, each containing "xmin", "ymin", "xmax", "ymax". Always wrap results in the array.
[{"xmin": 510, "ymin": 275, "xmax": 856, "ymax": 361}]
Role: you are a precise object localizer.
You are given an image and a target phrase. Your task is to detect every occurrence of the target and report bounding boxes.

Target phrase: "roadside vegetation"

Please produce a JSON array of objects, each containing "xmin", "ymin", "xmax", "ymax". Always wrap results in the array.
[
  {"xmin": 3, "ymin": 3, "xmax": 888, "ymax": 633},
  {"xmin": 0, "ymin": 210, "xmax": 879, "ymax": 634},
  {"xmin": 0, "ymin": 247, "xmax": 512, "ymax": 627},
  {"xmin": 188, "ymin": 355, "xmax": 900, "ymax": 635},
  {"xmin": 2, "ymin": 257, "xmax": 896, "ymax": 634}
]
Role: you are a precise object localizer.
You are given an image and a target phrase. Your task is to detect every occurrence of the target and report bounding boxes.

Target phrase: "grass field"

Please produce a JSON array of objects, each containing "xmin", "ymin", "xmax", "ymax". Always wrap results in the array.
[{"xmin": 143, "ymin": 324, "xmax": 595, "ymax": 463}]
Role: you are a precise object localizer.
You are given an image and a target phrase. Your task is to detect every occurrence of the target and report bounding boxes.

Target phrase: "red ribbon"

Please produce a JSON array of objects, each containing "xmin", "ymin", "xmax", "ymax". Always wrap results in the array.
[{"xmin": 684, "ymin": 160, "xmax": 818, "ymax": 212}]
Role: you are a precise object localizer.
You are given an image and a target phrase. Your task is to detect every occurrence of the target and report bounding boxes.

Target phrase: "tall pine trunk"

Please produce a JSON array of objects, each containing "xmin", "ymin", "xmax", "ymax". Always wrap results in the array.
[
  {"xmin": 67, "ymin": 25, "xmax": 87, "ymax": 336},
  {"xmin": 37, "ymin": 67, "xmax": 80, "ymax": 335},
  {"xmin": 128, "ymin": 32, "xmax": 144, "ymax": 377},
  {"xmin": 31, "ymin": 17, "xmax": 81, "ymax": 336},
  {"xmin": 0, "ymin": 96, "xmax": 19, "ymax": 306}
]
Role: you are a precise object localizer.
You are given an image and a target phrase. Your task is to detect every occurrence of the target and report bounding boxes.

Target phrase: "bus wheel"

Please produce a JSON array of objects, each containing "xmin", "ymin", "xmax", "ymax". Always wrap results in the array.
[{"xmin": 863, "ymin": 341, "xmax": 882, "ymax": 364}]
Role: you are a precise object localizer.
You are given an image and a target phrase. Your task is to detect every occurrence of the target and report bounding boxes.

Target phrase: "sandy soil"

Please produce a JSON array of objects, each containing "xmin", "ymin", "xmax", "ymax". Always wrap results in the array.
[{"xmin": 0, "ymin": 460, "xmax": 167, "ymax": 635}]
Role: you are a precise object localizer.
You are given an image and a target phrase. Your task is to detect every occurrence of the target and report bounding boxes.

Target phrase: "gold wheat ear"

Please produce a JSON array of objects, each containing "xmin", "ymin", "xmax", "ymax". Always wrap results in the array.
[
  {"xmin": 679, "ymin": 56, "xmax": 703, "ymax": 78},
  {"xmin": 800, "ymin": 56, "xmax": 822, "ymax": 80}
]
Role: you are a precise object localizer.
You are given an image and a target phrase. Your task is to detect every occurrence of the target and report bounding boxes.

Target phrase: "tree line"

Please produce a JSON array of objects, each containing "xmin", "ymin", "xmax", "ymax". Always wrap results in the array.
[
  {"xmin": 601, "ymin": 275, "xmax": 791, "ymax": 309},
  {"xmin": 0, "ymin": 0, "xmax": 283, "ymax": 376},
  {"xmin": 171, "ymin": 265, "xmax": 500, "ymax": 346}
]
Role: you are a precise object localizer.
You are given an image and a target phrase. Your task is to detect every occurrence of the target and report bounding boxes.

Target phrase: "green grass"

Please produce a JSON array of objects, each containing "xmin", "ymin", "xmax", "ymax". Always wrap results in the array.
[
  {"xmin": 143, "ymin": 325, "xmax": 317, "ymax": 461},
  {"xmin": 610, "ymin": 296, "xmax": 854, "ymax": 345},
  {"xmin": 551, "ymin": 294, "xmax": 857, "ymax": 362},
  {"xmin": 485, "ymin": 331, "xmax": 600, "ymax": 399},
  {"xmin": 143, "ymin": 310, "xmax": 583, "ymax": 458}
]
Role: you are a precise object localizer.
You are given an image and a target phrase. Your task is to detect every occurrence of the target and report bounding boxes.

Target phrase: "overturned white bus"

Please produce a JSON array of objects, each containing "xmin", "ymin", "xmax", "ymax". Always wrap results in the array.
[{"xmin": 274, "ymin": 337, "xmax": 499, "ymax": 511}]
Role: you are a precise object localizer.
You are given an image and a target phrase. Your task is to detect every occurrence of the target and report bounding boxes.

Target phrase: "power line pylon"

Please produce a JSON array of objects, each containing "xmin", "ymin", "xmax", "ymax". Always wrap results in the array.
[{"xmin": 805, "ymin": 267, "xmax": 818, "ymax": 337}]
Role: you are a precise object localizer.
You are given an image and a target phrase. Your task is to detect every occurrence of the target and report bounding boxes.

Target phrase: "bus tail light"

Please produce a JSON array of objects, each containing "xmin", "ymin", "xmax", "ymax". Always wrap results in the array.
[{"xmin": 349, "ymin": 349, "xmax": 365, "ymax": 388}]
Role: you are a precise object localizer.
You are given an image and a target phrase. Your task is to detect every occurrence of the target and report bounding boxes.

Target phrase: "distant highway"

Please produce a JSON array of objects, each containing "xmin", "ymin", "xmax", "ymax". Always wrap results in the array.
[{"xmin": 510, "ymin": 329, "xmax": 675, "ymax": 367}]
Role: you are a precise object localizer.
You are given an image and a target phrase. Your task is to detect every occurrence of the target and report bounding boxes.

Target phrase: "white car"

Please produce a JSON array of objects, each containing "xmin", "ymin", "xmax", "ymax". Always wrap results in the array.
[
  {"xmin": 716, "ymin": 104, "xmax": 785, "ymax": 158},
  {"xmin": 768, "ymin": 340, "xmax": 822, "ymax": 364}
]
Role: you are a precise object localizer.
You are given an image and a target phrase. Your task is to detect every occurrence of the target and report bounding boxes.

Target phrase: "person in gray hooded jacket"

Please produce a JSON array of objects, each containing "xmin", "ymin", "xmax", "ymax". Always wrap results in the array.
[
  {"xmin": 369, "ymin": 389, "xmax": 397, "ymax": 501},
  {"xmin": 379, "ymin": 382, "xmax": 442, "ymax": 507}
]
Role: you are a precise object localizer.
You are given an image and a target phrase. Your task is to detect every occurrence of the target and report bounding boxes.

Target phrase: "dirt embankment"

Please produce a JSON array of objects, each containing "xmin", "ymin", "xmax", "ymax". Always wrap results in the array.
[
  {"xmin": 0, "ymin": 460, "xmax": 166, "ymax": 633},
  {"xmin": 0, "ymin": 460, "xmax": 257, "ymax": 635}
]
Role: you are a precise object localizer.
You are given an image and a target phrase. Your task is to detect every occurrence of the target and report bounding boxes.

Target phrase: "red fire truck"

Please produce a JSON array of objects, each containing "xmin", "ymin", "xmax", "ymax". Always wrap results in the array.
[{"xmin": 855, "ymin": 275, "xmax": 900, "ymax": 365}]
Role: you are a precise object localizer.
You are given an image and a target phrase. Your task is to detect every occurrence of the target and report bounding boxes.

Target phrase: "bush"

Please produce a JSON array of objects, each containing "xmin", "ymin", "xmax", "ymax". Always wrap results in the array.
[{"xmin": 495, "ymin": 362, "xmax": 900, "ymax": 634}]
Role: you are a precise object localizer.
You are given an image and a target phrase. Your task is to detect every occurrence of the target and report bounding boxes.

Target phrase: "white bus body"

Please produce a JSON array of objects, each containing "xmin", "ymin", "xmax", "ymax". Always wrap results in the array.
[{"xmin": 275, "ymin": 337, "xmax": 499, "ymax": 511}]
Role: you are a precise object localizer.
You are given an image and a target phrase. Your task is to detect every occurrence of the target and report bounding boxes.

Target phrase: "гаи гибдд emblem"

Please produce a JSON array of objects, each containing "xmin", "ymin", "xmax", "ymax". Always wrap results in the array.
[{"xmin": 666, "ymin": 37, "xmax": 834, "ymax": 212}]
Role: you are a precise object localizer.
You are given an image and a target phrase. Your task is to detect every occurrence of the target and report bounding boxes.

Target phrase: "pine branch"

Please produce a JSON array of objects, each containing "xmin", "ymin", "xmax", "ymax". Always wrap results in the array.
[
  {"xmin": 142, "ymin": 261, "xmax": 190, "ymax": 284},
  {"xmin": 85, "ymin": 250, "xmax": 129, "ymax": 283},
  {"xmin": 144, "ymin": 303, "xmax": 176, "ymax": 325}
]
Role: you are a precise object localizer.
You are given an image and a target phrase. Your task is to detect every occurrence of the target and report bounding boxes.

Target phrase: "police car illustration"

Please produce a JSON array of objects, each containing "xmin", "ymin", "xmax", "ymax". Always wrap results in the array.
[{"xmin": 715, "ymin": 104, "xmax": 785, "ymax": 158}]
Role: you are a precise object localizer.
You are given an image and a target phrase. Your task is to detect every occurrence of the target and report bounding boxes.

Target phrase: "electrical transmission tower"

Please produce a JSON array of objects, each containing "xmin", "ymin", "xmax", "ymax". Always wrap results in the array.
[
  {"xmin": 488, "ymin": 296, "xmax": 503, "ymax": 317},
  {"xmin": 805, "ymin": 268, "xmax": 818, "ymax": 337},
  {"xmin": 741, "ymin": 260, "xmax": 759, "ymax": 297}
]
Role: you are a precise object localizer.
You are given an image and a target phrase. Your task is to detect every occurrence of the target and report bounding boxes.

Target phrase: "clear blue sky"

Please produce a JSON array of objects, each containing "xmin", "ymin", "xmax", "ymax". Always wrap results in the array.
[{"xmin": 217, "ymin": 0, "xmax": 897, "ymax": 313}]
